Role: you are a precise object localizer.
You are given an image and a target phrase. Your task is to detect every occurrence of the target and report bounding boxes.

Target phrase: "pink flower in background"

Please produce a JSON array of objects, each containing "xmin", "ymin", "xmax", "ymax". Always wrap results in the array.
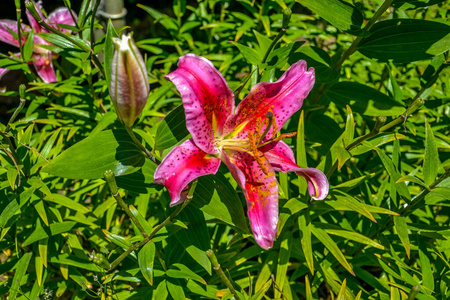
[
  {"xmin": 0, "ymin": 0, "xmax": 77, "ymax": 82},
  {"xmin": 154, "ymin": 54, "xmax": 329, "ymax": 249}
]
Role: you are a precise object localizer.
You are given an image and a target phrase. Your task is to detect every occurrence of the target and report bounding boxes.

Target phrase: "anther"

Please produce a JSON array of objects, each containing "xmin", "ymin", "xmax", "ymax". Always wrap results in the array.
[{"xmin": 258, "ymin": 110, "xmax": 275, "ymax": 143}]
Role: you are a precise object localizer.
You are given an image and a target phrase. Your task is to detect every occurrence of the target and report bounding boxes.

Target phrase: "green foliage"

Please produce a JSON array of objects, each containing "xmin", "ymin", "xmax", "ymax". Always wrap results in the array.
[{"xmin": 0, "ymin": 0, "xmax": 449, "ymax": 299}]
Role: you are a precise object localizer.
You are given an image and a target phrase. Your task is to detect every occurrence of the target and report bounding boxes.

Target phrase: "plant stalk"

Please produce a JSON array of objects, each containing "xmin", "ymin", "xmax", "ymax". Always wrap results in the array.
[
  {"xmin": 206, "ymin": 249, "xmax": 241, "ymax": 300},
  {"xmin": 311, "ymin": 0, "xmax": 395, "ymax": 105},
  {"xmin": 125, "ymin": 126, "xmax": 160, "ymax": 164},
  {"xmin": 103, "ymin": 170, "xmax": 148, "ymax": 238},
  {"xmin": 108, "ymin": 180, "xmax": 198, "ymax": 270}
]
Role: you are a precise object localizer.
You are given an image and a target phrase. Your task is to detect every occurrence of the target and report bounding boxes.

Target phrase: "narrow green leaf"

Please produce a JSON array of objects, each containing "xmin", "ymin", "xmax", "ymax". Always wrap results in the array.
[
  {"xmin": 34, "ymin": 200, "xmax": 49, "ymax": 226},
  {"xmin": 167, "ymin": 278, "xmax": 186, "ymax": 300},
  {"xmin": 350, "ymin": 133, "xmax": 407, "ymax": 156},
  {"xmin": 388, "ymin": 67, "xmax": 403, "ymax": 103},
  {"xmin": 46, "ymin": 194, "xmax": 90, "ymax": 214},
  {"xmin": 325, "ymin": 82, "xmax": 405, "ymax": 116},
  {"xmin": 130, "ymin": 205, "xmax": 153, "ymax": 235},
  {"xmin": 35, "ymin": 255, "xmax": 43, "ymax": 286},
  {"xmin": 305, "ymin": 274, "xmax": 313, "ymax": 300},
  {"xmin": 393, "ymin": 0, "xmax": 447, "ymax": 9},
  {"xmin": 423, "ymin": 118, "xmax": 439, "ymax": 186},
  {"xmin": 311, "ymin": 224, "xmax": 354, "ymax": 275},
  {"xmin": 330, "ymin": 191, "xmax": 376, "ymax": 222},
  {"xmin": 375, "ymin": 148, "xmax": 411, "ymax": 201},
  {"xmin": 296, "ymin": 0, "xmax": 363, "ymax": 32},
  {"xmin": 154, "ymin": 280, "xmax": 169, "ymax": 299},
  {"xmin": 166, "ymin": 263, "xmax": 207, "ymax": 285},
  {"xmin": 396, "ymin": 175, "xmax": 429, "ymax": 190},
  {"xmin": 193, "ymin": 173, "xmax": 249, "ymax": 232},
  {"xmin": 23, "ymin": 30, "xmax": 34, "ymax": 61},
  {"xmin": 50, "ymin": 254, "xmax": 102, "ymax": 272},
  {"xmin": 154, "ymin": 105, "xmax": 190, "ymax": 151},
  {"xmin": 298, "ymin": 211, "xmax": 314, "ymax": 275},
  {"xmin": 297, "ymin": 111, "xmax": 307, "ymax": 195},
  {"xmin": 337, "ymin": 278, "xmax": 347, "ymax": 300},
  {"xmin": 44, "ymin": 129, "xmax": 145, "ymax": 179},
  {"xmin": 417, "ymin": 236, "xmax": 434, "ymax": 292},
  {"xmin": 254, "ymin": 252, "xmax": 277, "ymax": 292},
  {"xmin": 138, "ymin": 241, "xmax": 156, "ymax": 285},
  {"xmin": 314, "ymin": 223, "xmax": 385, "ymax": 249},
  {"xmin": 394, "ymin": 216, "xmax": 411, "ymax": 259},
  {"xmin": 358, "ymin": 19, "xmax": 450, "ymax": 63},
  {"xmin": 105, "ymin": 19, "xmax": 119, "ymax": 85},
  {"xmin": 274, "ymin": 232, "xmax": 292, "ymax": 299},
  {"xmin": 278, "ymin": 198, "xmax": 308, "ymax": 237},
  {"xmin": 343, "ymin": 105, "xmax": 355, "ymax": 147},
  {"xmin": 9, "ymin": 252, "xmax": 32, "ymax": 300},
  {"xmin": 174, "ymin": 205, "xmax": 211, "ymax": 274},
  {"xmin": 230, "ymin": 41, "xmax": 262, "ymax": 65}
]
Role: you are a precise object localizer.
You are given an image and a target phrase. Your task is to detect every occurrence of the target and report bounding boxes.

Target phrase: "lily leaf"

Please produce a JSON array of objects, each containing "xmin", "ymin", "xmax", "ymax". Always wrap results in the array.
[{"xmin": 44, "ymin": 129, "xmax": 145, "ymax": 179}]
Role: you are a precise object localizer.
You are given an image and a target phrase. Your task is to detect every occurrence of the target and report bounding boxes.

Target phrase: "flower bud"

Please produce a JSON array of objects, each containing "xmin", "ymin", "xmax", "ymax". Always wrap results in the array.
[{"xmin": 110, "ymin": 33, "xmax": 149, "ymax": 127}]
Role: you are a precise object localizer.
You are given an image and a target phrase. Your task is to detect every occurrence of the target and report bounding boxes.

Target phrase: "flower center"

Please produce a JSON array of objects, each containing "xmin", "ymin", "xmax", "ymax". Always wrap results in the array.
[{"xmin": 216, "ymin": 111, "xmax": 296, "ymax": 175}]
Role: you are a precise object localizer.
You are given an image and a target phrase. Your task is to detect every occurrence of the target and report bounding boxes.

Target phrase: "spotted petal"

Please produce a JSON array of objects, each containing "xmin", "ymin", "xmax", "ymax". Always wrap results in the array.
[
  {"xmin": 165, "ymin": 54, "xmax": 234, "ymax": 154},
  {"xmin": 262, "ymin": 141, "xmax": 329, "ymax": 200},
  {"xmin": 154, "ymin": 139, "xmax": 221, "ymax": 206},
  {"xmin": 0, "ymin": 20, "xmax": 29, "ymax": 48},
  {"xmin": 225, "ymin": 60, "xmax": 314, "ymax": 140},
  {"xmin": 32, "ymin": 52, "xmax": 57, "ymax": 83},
  {"xmin": 227, "ymin": 150, "xmax": 278, "ymax": 249},
  {"xmin": 47, "ymin": 7, "xmax": 77, "ymax": 34}
]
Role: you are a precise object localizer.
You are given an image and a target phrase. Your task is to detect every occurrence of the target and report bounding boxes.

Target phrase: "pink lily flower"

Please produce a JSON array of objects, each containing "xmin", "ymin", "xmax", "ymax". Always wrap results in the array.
[
  {"xmin": 154, "ymin": 54, "xmax": 329, "ymax": 249},
  {"xmin": 0, "ymin": 0, "xmax": 77, "ymax": 82}
]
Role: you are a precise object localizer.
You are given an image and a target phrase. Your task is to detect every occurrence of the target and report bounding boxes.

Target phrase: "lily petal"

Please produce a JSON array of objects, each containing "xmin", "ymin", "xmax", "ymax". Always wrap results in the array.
[
  {"xmin": 47, "ymin": 7, "xmax": 77, "ymax": 34},
  {"xmin": 228, "ymin": 150, "xmax": 278, "ymax": 249},
  {"xmin": 0, "ymin": 52, "xmax": 21, "ymax": 81},
  {"xmin": 154, "ymin": 139, "xmax": 221, "ymax": 206},
  {"xmin": 32, "ymin": 52, "xmax": 57, "ymax": 82},
  {"xmin": 0, "ymin": 68, "xmax": 10, "ymax": 81},
  {"xmin": 165, "ymin": 54, "xmax": 234, "ymax": 154},
  {"xmin": 0, "ymin": 20, "xmax": 28, "ymax": 47},
  {"xmin": 263, "ymin": 141, "xmax": 329, "ymax": 200},
  {"xmin": 225, "ymin": 60, "xmax": 314, "ymax": 139}
]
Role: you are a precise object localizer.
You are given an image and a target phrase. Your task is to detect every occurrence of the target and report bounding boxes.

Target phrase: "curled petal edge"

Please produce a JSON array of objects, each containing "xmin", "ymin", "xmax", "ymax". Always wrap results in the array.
[{"xmin": 263, "ymin": 141, "xmax": 329, "ymax": 200}]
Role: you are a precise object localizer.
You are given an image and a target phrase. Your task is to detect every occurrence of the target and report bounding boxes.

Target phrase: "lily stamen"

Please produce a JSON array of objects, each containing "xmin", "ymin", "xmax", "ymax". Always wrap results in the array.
[
  {"xmin": 258, "ymin": 132, "xmax": 297, "ymax": 148},
  {"xmin": 248, "ymin": 131, "xmax": 270, "ymax": 175},
  {"xmin": 258, "ymin": 110, "xmax": 275, "ymax": 143}
]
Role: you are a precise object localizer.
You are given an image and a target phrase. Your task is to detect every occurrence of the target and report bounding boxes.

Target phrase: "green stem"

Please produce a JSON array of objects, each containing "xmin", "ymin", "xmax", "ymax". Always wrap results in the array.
[
  {"xmin": 261, "ymin": 8, "xmax": 291, "ymax": 65},
  {"xmin": 103, "ymin": 170, "xmax": 148, "ymax": 238},
  {"xmin": 1, "ymin": 85, "xmax": 28, "ymax": 180},
  {"xmin": 346, "ymin": 116, "xmax": 386, "ymax": 151},
  {"xmin": 91, "ymin": 0, "xmax": 101, "ymax": 53},
  {"xmin": 125, "ymin": 126, "xmax": 160, "ymax": 164},
  {"xmin": 311, "ymin": 0, "xmax": 395, "ymax": 105},
  {"xmin": 326, "ymin": 99, "xmax": 424, "ymax": 179},
  {"xmin": 333, "ymin": 0, "xmax": 395, "ymax": 71},
  {"xmin": 5, "ymin": 85, "xmax": 26, "ymax": 132},
  {"xmin": 109, "ymin": 180, "xmax": 198, "ymax": 270},
  {"xmin": 408, "ymin": 286, "xmax": 420, "ymax": 300},
  {"xmin": 206, "ymin": 249, "xmax": 241, "ymax": 300},
  {"xmin": 15, "ymin": 1, "xmax": 23, "ymax": 58}
]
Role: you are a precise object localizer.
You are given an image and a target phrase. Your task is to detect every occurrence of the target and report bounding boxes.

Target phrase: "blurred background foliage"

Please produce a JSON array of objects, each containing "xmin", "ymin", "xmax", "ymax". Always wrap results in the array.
[{"xmin": 0, "ymin": 0, "xmax": 449, "ymax": 299}]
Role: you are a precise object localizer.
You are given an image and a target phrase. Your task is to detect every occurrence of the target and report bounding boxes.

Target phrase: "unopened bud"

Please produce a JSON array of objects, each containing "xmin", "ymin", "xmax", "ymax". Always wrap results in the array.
[
  {"xmin": 282, "ymin": 8, "xmax": 292, "ymax": 29},
  {"xmin": 110, "ymin": 33, "xmax": 149, "ymax": 127},
  {"xmin": 25, "ymin": 1, "xmax": 42, "ymax": 22}
]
